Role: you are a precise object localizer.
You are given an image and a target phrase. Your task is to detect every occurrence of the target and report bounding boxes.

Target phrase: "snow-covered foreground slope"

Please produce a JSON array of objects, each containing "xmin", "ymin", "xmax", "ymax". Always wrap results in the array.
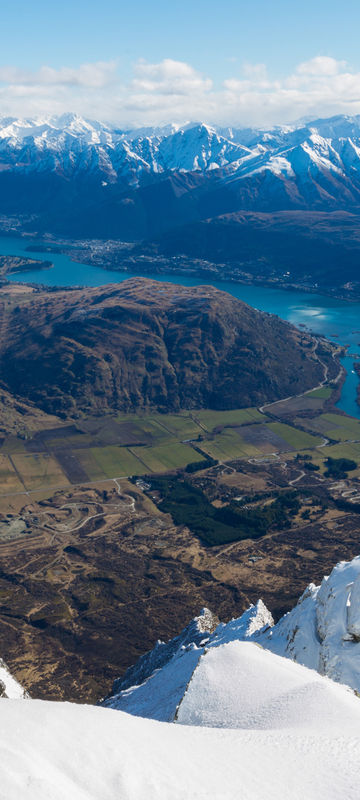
[{"xmin": 3, "ymin": 644, "xmax": 360, "ymax": 800}]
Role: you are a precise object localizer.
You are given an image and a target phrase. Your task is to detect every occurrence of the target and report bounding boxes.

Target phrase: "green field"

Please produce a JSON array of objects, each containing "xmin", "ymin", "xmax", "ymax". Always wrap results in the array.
[
  {"xmin": 3, "ymin": 403, "xmax": 360, "ymax": 493},
  {"xmin": 321, "ymin": 413, "xmax": 360, "ymax": 441},
  {"xmin": 149, "ymin": 414, "xmax": 203, "ymax": 439},
  {"xmin": 268, "ymin": 422, "xmax": 323, "ymax": 451},
  {"xmin": 115, "ymin": 414, "xmax": 179, "ymax": 445},
  {"xmin": 300, "ymin": 412, "xmax": 360, "ymax": 442},
  {"xmin": 320, "ymin": 441, "xmax": 360, "ymax": 461},
  {"xmin": 73, "ymin": 449, "xmax": 109, "ymax": 481},
  {"xmin": 193, "ymin": 407, "xmax": 264, "ymax": 432},
  {"xmin": 307, "ymin": 387, "xmax": 332, "ymax": 399},
  {"xmin": 133, "ymin": 443, "xmax": 203, "ymax": 473},
  {"xmin": 200, "ymin": 429, "xmax": 261, "ymax": 461},
  {"xmin": 88, "ymin": 446, "xmax": 145, "ymax": 478}
]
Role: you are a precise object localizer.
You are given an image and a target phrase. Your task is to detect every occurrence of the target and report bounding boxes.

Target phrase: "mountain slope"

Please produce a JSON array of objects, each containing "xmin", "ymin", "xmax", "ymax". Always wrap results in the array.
[
  {"xmin": 103, "ymin": 555, "xmax": 360, "ymax": 718},
  {"xmin": 0, "ymin": 278, "xmax": 329, "ymax": 415},
  {"xmin": 2, "ymin": 113, "xmax": 360, "ymax": 242},
  {"xmin": 102, "ymin": 602, "xmax": 272, "ymax": 719},
  {"xmin": 258, "ymin": 555, "xmax": 360, "ymax": 690}
]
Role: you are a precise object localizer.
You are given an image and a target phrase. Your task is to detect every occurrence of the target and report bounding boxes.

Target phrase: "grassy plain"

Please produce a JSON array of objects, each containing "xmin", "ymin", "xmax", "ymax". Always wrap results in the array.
[
  {"xmin": 193, "ymin": 408, "xmax": 264, "ymax": 431},
  {"xmin": 2, "ymin": 399, "xmax": 360, "ymax": 495},
  {"xmin": 0, "ymin": 455, "xmax": 24, "ymax": 493},
  {"xmin": 133, "ymin": 443, "xmax": 203, "ymax": 473},
  {"xmin": 11, "ymin": 454, "xmax": 69, "ymax": 491},
  {"xmin": 307, "ymin": 387, "xmax": 332, "ymax": 399},
  {"xmin": 300, "ymin": 412, "xmax": 360, "ymax": 442},
  {"xmin": 89, "ymin": 446, "xmax": 145, "ymax": 478},
  {"xmin": 268, "ymin": 422, "xmax": 323, "ymax": 450},
  {"xmin": 200, "ymin": 429, "xmax": 261, "ymax": 461}
]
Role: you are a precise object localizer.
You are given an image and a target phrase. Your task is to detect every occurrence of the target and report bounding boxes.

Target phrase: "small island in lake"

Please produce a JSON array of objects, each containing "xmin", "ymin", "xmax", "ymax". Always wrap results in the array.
[{"xmin": 0, "ymin": 254, "xmax": 53, "ymax": 276}]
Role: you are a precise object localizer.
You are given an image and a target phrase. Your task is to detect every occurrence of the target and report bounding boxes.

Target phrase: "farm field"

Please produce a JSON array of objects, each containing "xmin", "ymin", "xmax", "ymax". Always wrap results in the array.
[
  {"xmin": 148, "ymin": 414, "xmax": 203, "ymax": 439},
  {"xmin": 133, "ymin": 443, "xmax": 204, "ymax": 473},
  {"xmin": 307, "ymin": 387, "xmax": 332, "ymax": 399},
  {"xmin": 11, "ymin": 453, "xmax": 69, "ymax": 491},
  {"xmin": 200, "ymin": 429, "xmax": 261, "ymax": 461},
  {"xmin": 0, "ymin": 455, "xmax": 24, "ymax": 493},
  {"xmin": 87, "ymin": 446, "xmax": 145, "ymax": 479},
  {"xmin": 267, "ymin": 422, "xmax": 323, "ymax": 450},
  {"xmin": 1, "ymin": 400, "xmax": 360, "ymax": 496},
  {"xmin": 300, "ymin": 412, "xmax": 360, "ymax": 441},
  {"xmin": 114, "ymin": 414, "xmax": 201, "ymax": 444},
  {"xmin": 193, "ymin": 407, "xmax": 264, "ymax": 431}
]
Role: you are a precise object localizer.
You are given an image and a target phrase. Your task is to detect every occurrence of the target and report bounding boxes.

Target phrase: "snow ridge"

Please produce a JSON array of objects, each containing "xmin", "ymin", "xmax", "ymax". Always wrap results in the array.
[
  {"xmin": 2, "ymin": 113, "xmax": 360, "ymax": 192},
  {"xmin": 102, "ymin": 555, "xmax": 360, "ymax": 721}
]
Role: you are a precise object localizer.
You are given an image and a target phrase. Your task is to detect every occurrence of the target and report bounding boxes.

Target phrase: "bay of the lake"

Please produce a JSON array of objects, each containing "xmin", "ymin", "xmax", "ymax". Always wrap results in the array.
[{"xmin": 2, "ymin": 234, "xmax": 360, "ymax": 419}]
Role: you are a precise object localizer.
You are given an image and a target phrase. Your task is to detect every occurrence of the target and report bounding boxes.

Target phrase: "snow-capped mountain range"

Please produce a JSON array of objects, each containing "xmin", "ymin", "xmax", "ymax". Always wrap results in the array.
[
  {"xmin": 102, "ymin": 554, "xmax": 360, "ymax": 720},
  {"xmin": 2, "ymin": 112, "xmax": 360, "ymax": 242},
  {"xmin": 2, "ymin": 112, "xmax": 360, "ymax": 188}
]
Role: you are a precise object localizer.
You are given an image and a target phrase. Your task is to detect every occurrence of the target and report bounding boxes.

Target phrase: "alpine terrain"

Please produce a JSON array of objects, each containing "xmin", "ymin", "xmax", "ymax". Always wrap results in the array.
[{"xmin": 2, "ymin": 556, "xmax": 360, "ymax": 799}]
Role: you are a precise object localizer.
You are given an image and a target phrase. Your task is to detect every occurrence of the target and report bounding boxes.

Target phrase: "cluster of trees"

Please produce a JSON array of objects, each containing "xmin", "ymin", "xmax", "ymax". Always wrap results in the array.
[
  {"xmin": 152, "ymin": 476, "xmax": 300, "ymax": 546},
  {"xmin": 304, "ymin": 462, "xmax": 320, "ymax": 471},
  {"xmin": 184, "ymin": 457, "xmax": 218, "ymax": 473},
  {"xmin": 324, "ymin": 457, "xmax": 357, "ymax": 478}
]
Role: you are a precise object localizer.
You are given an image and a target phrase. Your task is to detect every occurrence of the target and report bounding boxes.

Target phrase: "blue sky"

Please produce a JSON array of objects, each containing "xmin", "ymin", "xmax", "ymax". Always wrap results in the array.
[{"xmin": 1, "ymin": 0, "xmax": 360, "ymax": 125}]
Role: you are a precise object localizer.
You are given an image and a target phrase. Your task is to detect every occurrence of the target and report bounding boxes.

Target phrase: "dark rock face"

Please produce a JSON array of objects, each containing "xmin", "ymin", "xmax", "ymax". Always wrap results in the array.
[{"xmin": 1, "ymin": 278, "xmax": 326, "ymax": 415}]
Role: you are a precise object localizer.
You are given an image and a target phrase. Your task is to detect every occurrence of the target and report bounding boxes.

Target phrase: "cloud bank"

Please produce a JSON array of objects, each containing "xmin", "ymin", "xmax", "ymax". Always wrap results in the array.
[{"xmin": 0, "ymin": 56, "xmax": 360, "ymax": 126}]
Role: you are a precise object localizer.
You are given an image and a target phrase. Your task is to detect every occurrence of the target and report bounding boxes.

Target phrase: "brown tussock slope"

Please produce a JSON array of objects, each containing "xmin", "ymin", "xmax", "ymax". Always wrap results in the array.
[{"xmin": 1, "ymin": 278, "xmax": 327, "ymax": 416}]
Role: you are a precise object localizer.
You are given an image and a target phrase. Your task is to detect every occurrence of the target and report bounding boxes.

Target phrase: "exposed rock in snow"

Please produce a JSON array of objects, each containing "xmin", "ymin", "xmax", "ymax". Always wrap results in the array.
[
  {"xmin": 101, "ymin": 602, "xmax": 272, "ymax": 718},
  {"xmin": 210, "ymin": 598, "xmax": 274, "ymax": 647},
  {"xmin": 105, "ymin": 607, "xmax": 218, "ymax": 703}
]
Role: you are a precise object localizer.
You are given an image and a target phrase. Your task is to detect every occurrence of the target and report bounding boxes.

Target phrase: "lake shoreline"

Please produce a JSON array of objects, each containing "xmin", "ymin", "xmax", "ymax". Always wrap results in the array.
[{"xmin": 1, "ymin": 233, "xmax": 360, "ymax": 420}]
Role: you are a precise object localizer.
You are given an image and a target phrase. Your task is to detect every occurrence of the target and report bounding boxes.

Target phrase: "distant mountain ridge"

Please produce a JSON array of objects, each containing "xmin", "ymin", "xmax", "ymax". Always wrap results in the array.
[
  {"xmin": 2, "ymin": 112, "xmax": 360, "ymax": 184},
  {"xmin": 2, "ymin": 113, "xmax": 360, "ymax": 243}
]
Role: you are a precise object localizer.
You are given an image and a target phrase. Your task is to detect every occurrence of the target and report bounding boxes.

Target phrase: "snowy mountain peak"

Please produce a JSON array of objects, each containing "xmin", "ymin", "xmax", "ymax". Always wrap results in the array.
[
  {"xmin": 259, "ymin": 554, "xmax": 360, "ymax": 690},
  {"xmin": 106, "ymin": 606, "xmax": 219, "ymax": 702},
  {"xmin": 1, "ymin": 112, "xmax": 360, "ymax": 185},
  {"xmin": 103, "ymin": 554, "xmax": 360, "ymax": 721}
]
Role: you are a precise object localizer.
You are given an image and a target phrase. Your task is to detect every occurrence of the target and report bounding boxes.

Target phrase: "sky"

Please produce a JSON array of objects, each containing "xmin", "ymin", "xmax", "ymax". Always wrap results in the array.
[{"xmin": 1, "ymin": 0, "xmax": 360, "ymax": 127}]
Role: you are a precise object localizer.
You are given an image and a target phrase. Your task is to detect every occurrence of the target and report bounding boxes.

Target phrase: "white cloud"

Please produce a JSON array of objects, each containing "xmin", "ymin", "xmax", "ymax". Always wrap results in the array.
[
  {"xmin": 131, "ymin": 59, "xmax": 212, "ymax": 96},
  {"xmin": 296, "ymin": 56, "xmax": 346, "ymax": 77},
  {"xmin": 0, "ymin": 61, "xmax": 117, "ymax": 88},
  {"xmin": 0, "ymin": 56, "xmax": 360, "ymax": 127}
]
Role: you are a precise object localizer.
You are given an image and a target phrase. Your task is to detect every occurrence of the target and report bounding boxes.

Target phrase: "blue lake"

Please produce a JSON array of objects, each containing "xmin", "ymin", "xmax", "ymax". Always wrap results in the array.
[{"xmin": 2, "ymin": 234, "xmax": 360, "ymax": 419}]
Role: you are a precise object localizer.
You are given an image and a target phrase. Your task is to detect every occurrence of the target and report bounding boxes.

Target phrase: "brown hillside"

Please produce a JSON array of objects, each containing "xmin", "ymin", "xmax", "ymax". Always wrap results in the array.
[{"xmin": 1, "ymin": 278, "xmax": 328, "ymax": 415}]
